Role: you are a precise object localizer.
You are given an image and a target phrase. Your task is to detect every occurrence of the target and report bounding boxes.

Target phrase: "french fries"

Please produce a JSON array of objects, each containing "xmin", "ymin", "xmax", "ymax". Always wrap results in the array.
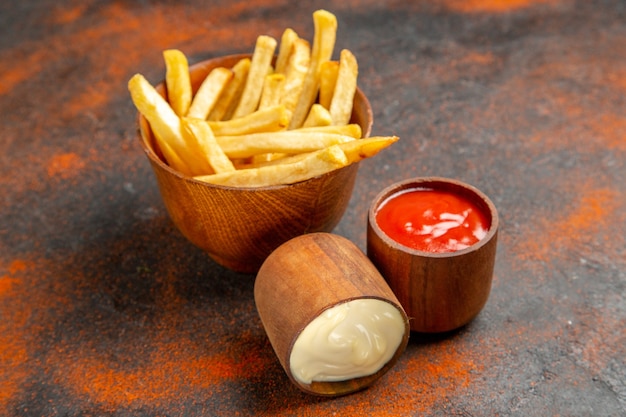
[
  {"xmin": 303, "ymin": 103, "xmax": 332, "ymax": 127},
  {"xmin": 194, "ymin": 145, "xmax": 348, "ymax": 187},
  {"xmin": 129, "ymin": 9, "xmax": 398, "ymax": 188},
  {"xmin": 163, "ymin": 49, "xmax": 192, "ymax": 117},
  {"xmin": 208, "ymin": 58, "xmax": 250, "ymax": 121},
  {"xmin": 275, "ymin": 28, "xmax": 299, "ymax": 74},
  {"xmin": 187, "ymin": 67, "xmax": 233, "ymax": 120},
  {"xmin": 231, "ymin": 35, "xmax": 277, "ymax": 119},
  {"xmin": 181, "ymin": 118, "xmax": 235, "ymax": 174},
  {"xmin": 329, "ymin": 49, "xmax": 358, "ymax": 125},
  {"xmin": 259, "ymin": 74, "xmax": 286, "ymax": 109},
  {"xmin": 289, "ymin": 10, "xmax": 337, "ymax": 129},
  {"xmin": 208, "ymin": 105, "xmax": 289, "ymax": 136},
  {"xmin": 280, "ymin": 38, "xmax": 310, "ymax": 115},
  {"xmin": 216, "ymin": 131, "xmax": 356, "ymax": 159},
  {"xmin": 318, "ymin": 60, "xmax": 339, "ymax": 110},
  {"xmin": 129, "ymin": 73, "xmax": 210, "ymax": 176},
  {"xmin": 235, "ymin": 136, "xmax": 398, "ymax": 170}
]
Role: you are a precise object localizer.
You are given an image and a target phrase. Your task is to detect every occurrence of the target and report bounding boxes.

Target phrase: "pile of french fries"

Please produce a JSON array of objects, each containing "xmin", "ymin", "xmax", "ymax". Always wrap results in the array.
[{"xmin": 129, "ymin": 9, "xmax": 398, "ymax": 187}]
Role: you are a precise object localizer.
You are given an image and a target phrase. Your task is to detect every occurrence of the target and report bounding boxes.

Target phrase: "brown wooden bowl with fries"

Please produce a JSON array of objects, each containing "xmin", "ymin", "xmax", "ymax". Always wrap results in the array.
[{"xmin": 137, "ymin": 54, "xmax": 373, "ymax": 274}]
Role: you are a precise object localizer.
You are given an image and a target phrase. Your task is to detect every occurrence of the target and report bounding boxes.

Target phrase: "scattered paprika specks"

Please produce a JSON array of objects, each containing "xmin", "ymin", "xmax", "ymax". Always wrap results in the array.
[
  {"xmin": 48, "ymin": 4, "xmax": 88, "ymax": 25},
  {"xmin": 387, "ymin": 340, "xmax": 481, "ymax": 414},
  {"xmin": 56, "ymin": 337, "xmax": 274, "ymax": 409},
  {"xmin": 517, "ymin": 186, "xmax": 620, "ymax": 262},
  {"xmin": 444, "ymin": 0, "xmax": 555, "ymax": 13},
  {"xmin": 46, "ymin": 152, "xmax": 86, "ymax": 179},
  {"xmin": 0, "ymin": 259, "xmax": 33, "ymax": 414},
  {"xmin": 8, "ymin": 259, "xmax": 28, "ymax": 274},
  {"xmin": 0, "ymin": 49, "xmax": 47, "ymax": 97}
]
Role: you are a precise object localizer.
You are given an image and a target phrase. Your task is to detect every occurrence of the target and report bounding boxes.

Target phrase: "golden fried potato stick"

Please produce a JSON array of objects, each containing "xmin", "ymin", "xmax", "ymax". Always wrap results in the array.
[
  {"xmin": 238, "ymin": 136, "xmax": 398, "ymax": 169},
  {"xmin": 302, "ymin": 103, "xmax": 332, "ymax": 127},
  {"xmin": 194, "ymin": 145, "xmax": 348, "ymax": 187},
  {"xmin": 318, "ymin": 60, "xmax": 339, "ymax": 110},
  {"xmin": 289, "ymin": 10, "xmax": 337, "ymax": 129},
  {"xmin": 237, "ymin": 136, "xmax": 398, "ymax": 169},
  {"xmin": 329, "ymin": 49, "xmax": 358, "ymax": 125},
  {"xmin": 187, "ymin": 67, "xmax": 233, "ymax": 120},
  {"xmin": 259, "ymin": 73, "xmax": 286, "ymax": 109},
  {"xmin": 216, "ymin": 131, "xmax": 355, "ymax": 159},
  {"xmin": 338, "ymin": 136, "xmax": 398, "ymax": 163},
  {"xmin": 157, "ymin": 138, "xmax": 193, "ymax": 175},
  {"xmin": 280, "ymin": 38, "xmax": 311, "ymax": 115},
  {"xmin": 249, "ymin": 152, "xmax": 287, "ymax": 165},
  {"xmin": 275, "ymin": 28, "xmax": 299, "ymax": 74},
  {"xmin": 181, "ymin": 118, "xmax": 235, "ymax": 174},
  {"xmin": 208, "ymin": 58, "xmax": 251, "ymax": 121},
  {"xmin": 163, "ymin": 49, "xmax": 192, "ymax": 117},
  {"xmin": 294, "ymin": 123, "xmax": 362, "ymax": 139},
  {"xmin": 232, "ymin": 35, "xmax": 277, "ymax": 119},
  {"xmin": 128, "ymin": 74, "xmax": 210, "ymax": 176},
  {"xmin": 208, "ymin": 105, "xmax": 289, "ymax": 136}
]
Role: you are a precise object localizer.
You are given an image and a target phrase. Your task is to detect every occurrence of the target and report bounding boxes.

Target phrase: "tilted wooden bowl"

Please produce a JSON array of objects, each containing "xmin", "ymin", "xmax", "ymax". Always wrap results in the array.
[{"xmin": 137, "ymin": 54, "xmax": 373, "ymax": 273}]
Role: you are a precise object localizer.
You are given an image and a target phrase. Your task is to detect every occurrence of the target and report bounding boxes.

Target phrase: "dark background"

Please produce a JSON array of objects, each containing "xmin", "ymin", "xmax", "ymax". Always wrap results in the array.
[{"xmin": 1, "ymin": 0, "xmax": 624, "ymax": 415}]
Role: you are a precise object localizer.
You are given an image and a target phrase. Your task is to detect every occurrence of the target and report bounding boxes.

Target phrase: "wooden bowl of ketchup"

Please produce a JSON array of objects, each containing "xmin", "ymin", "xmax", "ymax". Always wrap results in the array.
[{"xmin": 366, "ymin": 177, "xmax": 499, "ymax": 333}]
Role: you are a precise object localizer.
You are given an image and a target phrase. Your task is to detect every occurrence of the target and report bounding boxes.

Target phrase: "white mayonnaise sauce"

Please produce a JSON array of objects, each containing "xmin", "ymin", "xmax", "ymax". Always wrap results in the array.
[{"xmin": 289, "ymin": 298, "xmax": 406, "ymax": 384}]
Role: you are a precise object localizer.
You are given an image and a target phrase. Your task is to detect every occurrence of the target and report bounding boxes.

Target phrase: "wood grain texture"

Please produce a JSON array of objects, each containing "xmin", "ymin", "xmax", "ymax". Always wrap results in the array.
[
  {"xmin": 254, "ymin": 232, "xmax": 409, "ymax": 396},
  {"xmin": 367, "ymin": 177, "xmax": 499, "ymax": 333},
  {"xmin": 138, "ymin": 55, "xmax": 373, "ymax": 273}
]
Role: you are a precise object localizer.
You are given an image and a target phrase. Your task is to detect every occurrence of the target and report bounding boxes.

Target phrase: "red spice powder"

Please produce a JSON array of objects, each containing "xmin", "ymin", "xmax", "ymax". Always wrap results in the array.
[
  {"xmin": 276, "ymin": 339, "xmax": 482, "ymax": 416},
  {"xmin": 56, "ymin": 333, "xmax": 274, "ymax": 409},
  {"xmin": 444, "ymin": 0, "xmax": 554, "ymax": 13},
  {"xmin": 46, "ymin": 152, "xmax": 86, "ymax": 179},
  {"xmin": 0, "ymin": 49, "xmax": 47, "ymax": 96},
  {"xmin": 389, "ymin": 340, "xmax": 480, "ymax": 414},
  {"xmin": 49, "ymin": 4, "xmax": 88, "ymax": 25},
  {"xmin": 517, "ymin": 186, "xmax": 620, "ymax": 262},
  {"xmin": 0, "ymin": 259, "xmax": 33, "ymax": 413},
  {"xmin": 587, "ymin": 114, "xmax": 626, "ymax": 151}
]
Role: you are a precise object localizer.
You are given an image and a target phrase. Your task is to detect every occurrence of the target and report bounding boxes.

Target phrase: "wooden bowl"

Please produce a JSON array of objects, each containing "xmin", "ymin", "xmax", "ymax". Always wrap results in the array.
[
  {"xmin": 137, "ymin": 54, "xmax": 372, "ymax": 274},
  {"xmin": 255, "ymin": 233, "xmax": 409, "ymax": 396},
  {"xmin": 367, "ymin": 177, "xmax": 499, "ymax": 333}
]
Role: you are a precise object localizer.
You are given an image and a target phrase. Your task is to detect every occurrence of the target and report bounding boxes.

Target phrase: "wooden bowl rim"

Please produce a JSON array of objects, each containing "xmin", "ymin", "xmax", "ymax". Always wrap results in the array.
[
  {"xmin": 368, "ymin": 176, "xmax": 499, "ymax": 258},
  {"xmin": 137, "ymin": 54, "xmax": 373, "ymax": 192}
]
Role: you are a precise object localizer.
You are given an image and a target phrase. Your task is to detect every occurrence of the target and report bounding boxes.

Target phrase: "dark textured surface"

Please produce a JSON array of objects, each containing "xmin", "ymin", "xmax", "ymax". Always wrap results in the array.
[{"xmin": 1, "ymin": 1, "xmax": 625, "ymax": 416}]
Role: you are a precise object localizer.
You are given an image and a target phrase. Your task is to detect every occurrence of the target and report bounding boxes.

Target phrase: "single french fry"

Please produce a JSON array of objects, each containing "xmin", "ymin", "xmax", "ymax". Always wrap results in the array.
[
  {"xmin": 187, "ymin": 67, "xmax": 233, "ymax": 119},
  {"xmin": 232, "ymin": 35, "xmax": 277, "ymax": 119},
  {"xmin": 338, "ymin": 136, "xmax": 398, "ymax": 164},
  {"xmin": 275, "ymin": 28, "xmax": 299, "ymax": 74},
  {"xmin": 289, "ymin": 9, "xmax": 337, "ymax": 129},
  {"xmin": 329, "ymin": 49, "xmax": 358, "ymax": 125},
  {"xmin": 128, "ymin": 74, "xmax": 209, "ymax": 176},
  {"xmin": 216, "ymin": 131, "xmax": 355, "ymax": 159},
  {"xmin": 318, "ymin": 60, "xmax": 339, "ymax": 110},
  {"xmin": 208, "ymin": 58, "xmax": 251, "ymax": 121},
  {"xmin": 280, "ymin": 38, "xmax": 311, "ymax": 114},
  {"xmin": 157, "ymin": 137, "xmax": 193, "ymax": 175},
  {"xmin": 163, "ymin": 49, "xmax": 192, "ymax": 117},
  {"xmin": 239, "ymin": 136, "xmax": 398, "ymax": 169},
  {"xmin": 208, "ymin": 105, "xmax": 289, "ymax": 136},
  {"xmin": 195, "ymin": 145, "xmax": 348, "ymax": 187},
  {"xmin": 249, "ymin": 152, "xmax": 288, "ymax": 165},
  {"xmin": 182, "ymin": 118, "xmax": 235, "ymax": 174},
  {"xmin": 302, "ymin": 103, "xmax": 332, "ymax": 127},
  {"xmin": 294, "ymin": 123, "xmax": 362, "ymax": 139},
  {"xmin": 259, "ymin": 73, "xmax": 286, "ymax": 109}
]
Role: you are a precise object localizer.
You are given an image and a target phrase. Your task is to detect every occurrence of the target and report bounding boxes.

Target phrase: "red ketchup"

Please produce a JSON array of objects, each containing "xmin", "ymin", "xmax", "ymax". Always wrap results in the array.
[{"xmin": 375, "ymin": 188, "xmax": 489, "ymax": 253}]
